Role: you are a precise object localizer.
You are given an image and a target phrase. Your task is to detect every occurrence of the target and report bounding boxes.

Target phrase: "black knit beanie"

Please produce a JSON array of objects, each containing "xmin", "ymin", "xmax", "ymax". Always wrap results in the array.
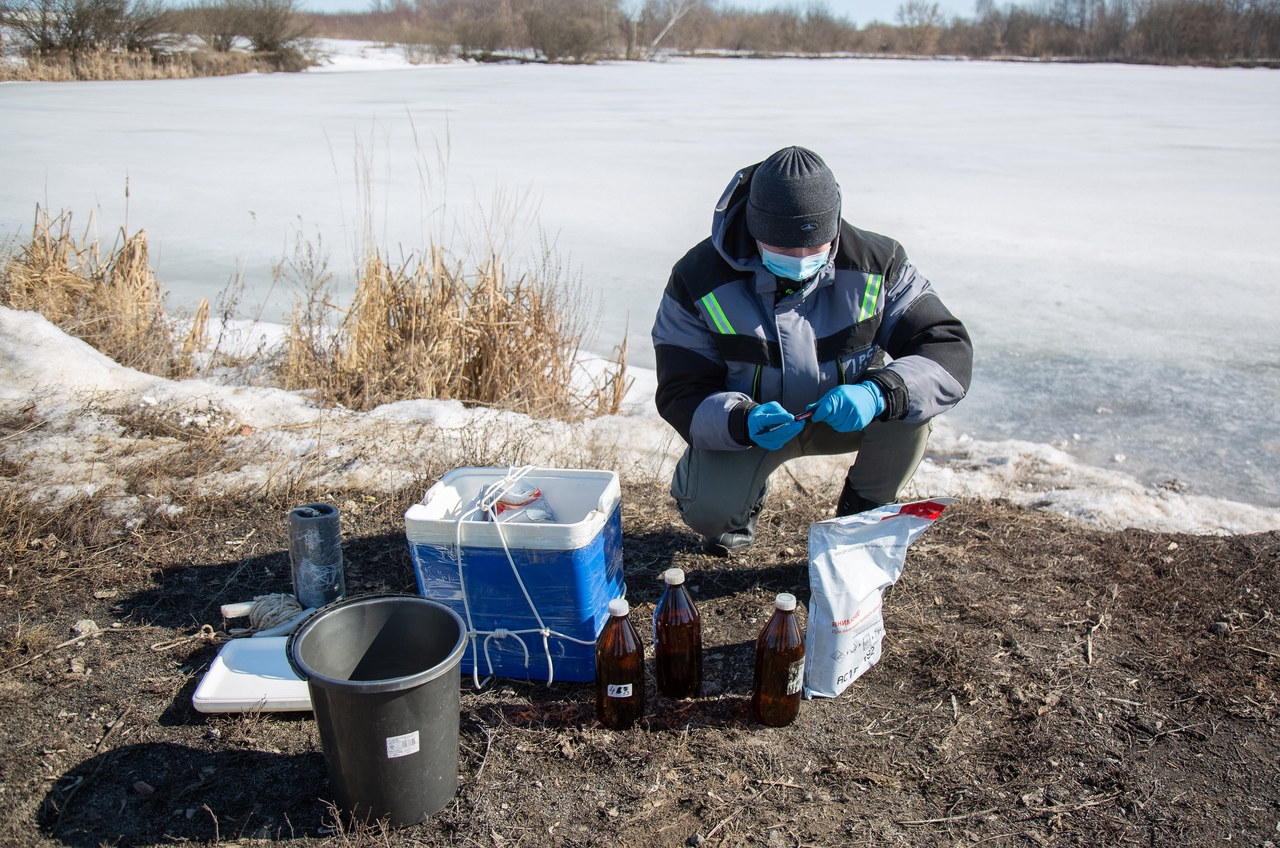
[{"xmin": 745, "ymin": 146, "xmax": 841, "ymax": 248}]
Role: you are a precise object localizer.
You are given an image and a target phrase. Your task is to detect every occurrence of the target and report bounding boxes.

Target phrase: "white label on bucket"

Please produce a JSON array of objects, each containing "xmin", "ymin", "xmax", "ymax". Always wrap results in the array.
[
  {"xmin": 385, "ymin": 730, "xmax": 420, "ymax": 759},
  {"xmin": 606, "ymin": 684, "xmax": 632, "ymax": 698}
]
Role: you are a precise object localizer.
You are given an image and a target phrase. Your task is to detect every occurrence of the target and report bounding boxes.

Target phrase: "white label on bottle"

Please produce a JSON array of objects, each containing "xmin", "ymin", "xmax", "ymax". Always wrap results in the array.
[
  {"xmin": 385, "ymin": 730, "xmax": 420, "ymax": 759},
  {"xmin": 786, "ymin": 660, "xmax": 805, "ymax": 695},
  {"xmin": 607, "ymin": 684, "xmax": 633, "ymax": 698}
]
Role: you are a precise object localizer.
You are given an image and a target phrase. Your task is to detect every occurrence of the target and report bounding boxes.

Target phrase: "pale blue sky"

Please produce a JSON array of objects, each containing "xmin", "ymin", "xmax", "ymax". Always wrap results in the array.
[{"xmin": 297, "ymin": 0, "xmax": 977, "ymax": 27}]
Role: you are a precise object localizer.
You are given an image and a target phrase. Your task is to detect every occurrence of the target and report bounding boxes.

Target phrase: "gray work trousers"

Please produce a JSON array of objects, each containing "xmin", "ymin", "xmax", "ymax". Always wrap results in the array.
[{"xmin": 670, "ymin": 419, "xmax": 932, "ymax": 538}]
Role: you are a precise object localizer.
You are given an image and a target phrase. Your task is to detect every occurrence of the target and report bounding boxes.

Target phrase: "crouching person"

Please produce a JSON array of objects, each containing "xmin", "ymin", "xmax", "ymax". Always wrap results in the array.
[{"xmin": 651, "ymin": 146, "xmax": 973, "ymax": 556}]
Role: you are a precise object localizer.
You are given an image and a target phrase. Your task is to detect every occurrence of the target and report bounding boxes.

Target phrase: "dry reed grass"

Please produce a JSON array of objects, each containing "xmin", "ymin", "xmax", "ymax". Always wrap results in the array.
[
  {"xmin": 588, "ymin": 333, "xmax": 635, "ymax": 417},
  {"xmin": 0, "ymin": 48, "xmax": 311, "ymax": 82},
  {"xmin": 0, "ymin": 201, "xmax": 628, "ymax": 424},
  {"xmin": 280, "ymin": 236, "xmax": 629, "ymax": 420},
  {"xmin": 0, "ymin": 207, "xmax": 190, "ymax": 378}
]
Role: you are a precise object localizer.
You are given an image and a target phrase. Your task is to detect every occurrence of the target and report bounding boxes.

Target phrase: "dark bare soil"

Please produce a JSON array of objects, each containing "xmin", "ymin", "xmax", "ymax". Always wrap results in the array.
[{"xmin": 1, "ymin": 482, "xmax": 1277, "ymax": 848}]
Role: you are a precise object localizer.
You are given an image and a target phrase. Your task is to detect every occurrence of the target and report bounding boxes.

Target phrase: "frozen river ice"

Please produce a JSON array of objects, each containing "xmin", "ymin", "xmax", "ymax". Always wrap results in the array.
[{"xmin": 3, "ymin": 49, "xmax": 1279, "ymax": 506}]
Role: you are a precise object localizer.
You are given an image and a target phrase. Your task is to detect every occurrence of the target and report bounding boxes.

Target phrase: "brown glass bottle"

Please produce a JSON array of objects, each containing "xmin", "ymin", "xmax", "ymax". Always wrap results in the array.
[
  {"xmin": 751, "ymin": 593, "xmax": 805, "ymax": 727},
  {"xmin": 653, "ymin": 567, "xmax": 702, "ymax": 699},
  {"xmin": 595, "ymin": 598, "xmax": 645, "ymax": 730}
]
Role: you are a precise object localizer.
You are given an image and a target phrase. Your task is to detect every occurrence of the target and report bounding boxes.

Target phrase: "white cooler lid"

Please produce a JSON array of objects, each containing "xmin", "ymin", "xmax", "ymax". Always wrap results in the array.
[
  {"xmin": 192, "ymin": 637, "xmax": 312, "ymax": 713},
  {"xmin": 405, "ymin": 467, "xmax": 620, "ymax": 550}
]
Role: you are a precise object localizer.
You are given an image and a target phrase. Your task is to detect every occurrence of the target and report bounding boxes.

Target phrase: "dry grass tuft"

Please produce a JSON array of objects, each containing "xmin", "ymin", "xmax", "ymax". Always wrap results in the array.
[
  {"xmin": 179, "ymin": 297, "xmax": 211, "ymax": 376},
  {"xmin": 0, "ymin": 486, "xmax": 48, "ymax": 565},
  {"xmin": 588, "ymin": 333, "xmax": 635, "ymax": 418},
  {"xmin": 106, "ymin": 401, "xmax": 248, "ymax": 504},
  {"xmin": 280, "ymin": 236, "xmax": 626, "ymax": 419},
  {"xmin": 0, "ymin": 207, "xmax": 193, "ymax": 378}
]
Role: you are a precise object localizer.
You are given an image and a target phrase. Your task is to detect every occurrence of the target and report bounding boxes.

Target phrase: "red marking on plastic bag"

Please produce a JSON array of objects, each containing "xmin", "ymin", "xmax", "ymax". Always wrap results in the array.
[{"xmin": 885, "ymin": 501, "xmax": 948, "ymax": 522}]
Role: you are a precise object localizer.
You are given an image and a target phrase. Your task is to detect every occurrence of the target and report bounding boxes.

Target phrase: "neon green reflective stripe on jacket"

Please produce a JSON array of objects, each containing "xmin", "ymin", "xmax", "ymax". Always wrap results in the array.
[
  {"xmin": 700, "ymin": 293, "xmax": 737, "ymax": 335},
  {"xmin": 858, "ymin": 274, "xmax": 884, "ymax": 322}
]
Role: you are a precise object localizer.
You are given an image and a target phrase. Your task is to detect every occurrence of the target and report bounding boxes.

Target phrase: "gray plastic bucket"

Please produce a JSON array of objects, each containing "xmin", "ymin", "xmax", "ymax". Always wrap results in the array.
[{"xmin": 287, "ymin": 594, "xmax": 467, "ymax": 826}]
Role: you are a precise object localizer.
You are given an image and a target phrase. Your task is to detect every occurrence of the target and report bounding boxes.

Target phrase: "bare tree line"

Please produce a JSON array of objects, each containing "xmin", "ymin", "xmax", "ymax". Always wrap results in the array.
[
  {"xmin": 956, "ymin": 0, "xmax": 1280, "ymax": 61},
  {"xmin": 306, "ymin": 0, "xmax": 1279, "ymax": 64},
  {"xmin": 302, "ymin": 0, "xmax": 707, "ymax": 61},
  {"xmin": 2, "ymin": 0, "xmax": 1276, "ymax": 73}
]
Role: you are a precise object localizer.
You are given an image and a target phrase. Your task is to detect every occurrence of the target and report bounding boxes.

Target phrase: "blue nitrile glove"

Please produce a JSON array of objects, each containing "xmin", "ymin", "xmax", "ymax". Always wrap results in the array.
[
  {"xmin": 747, "ymin": 401, "xmax": 804, "ymax": 450},
  {"xmin": 811, "ymin": 382, "xmax": 885, "ymax": 433}
]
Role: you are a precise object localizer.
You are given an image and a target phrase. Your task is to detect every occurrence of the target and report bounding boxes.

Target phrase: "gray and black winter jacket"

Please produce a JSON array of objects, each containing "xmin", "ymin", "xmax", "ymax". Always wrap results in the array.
[{"xmin": 651, "ymin": 163, "xmax": 972, "ymax": 451}]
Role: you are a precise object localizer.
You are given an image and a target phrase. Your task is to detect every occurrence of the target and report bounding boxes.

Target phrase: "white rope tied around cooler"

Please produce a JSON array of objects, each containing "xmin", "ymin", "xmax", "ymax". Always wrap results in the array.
[{"xmin": 451, "ymin": 466, "xmax": 595, "ymax": 689}]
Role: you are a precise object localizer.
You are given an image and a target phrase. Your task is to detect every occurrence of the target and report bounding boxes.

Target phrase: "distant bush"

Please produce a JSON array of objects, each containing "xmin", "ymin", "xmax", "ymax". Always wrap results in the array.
[
  {"xmin": 451, "ymin": 0, "xmax": 516, "ymax": 56},
  {"xmin": 896, "ymin": 0, "xmax": 943, "ymax": 53},
  {"xmin": 169, "ymin": 0, "xmax": 309, "ymax": 54},
  {"xmin": 1, "ymin": 0, "xmax": 173, "ymax": 56},
  {"xmin": 297, "ymin": 6, "xmax": 420, "ymax": 42},
  {"xmin": 523, "ymin": 0, "xmax": 615, "ymax": 61},
  {"xmin": 239, "ymin": 0, "xmax": 306, "ymax": 52},
  {"xmin": 174, "ymin": 0, "xmax": 243, "ymax": 51}
]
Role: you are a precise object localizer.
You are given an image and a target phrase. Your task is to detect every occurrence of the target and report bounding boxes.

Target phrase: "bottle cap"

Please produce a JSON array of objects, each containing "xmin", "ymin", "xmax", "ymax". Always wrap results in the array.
[
  {"xmin": 774, "ymin": 593, "xmax": 797, "ymax": 611},
  {"xmin": 608, "ymin": 598, "xmax": 630, "ymax": 617},
  {"xmin": 663, "ymin": 567, "xmax": 685, "ymax": 586}
]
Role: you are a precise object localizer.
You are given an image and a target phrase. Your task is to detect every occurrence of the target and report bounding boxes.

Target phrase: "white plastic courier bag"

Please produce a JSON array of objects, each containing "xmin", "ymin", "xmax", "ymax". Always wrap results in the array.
[{"xmin": 804, "ymin": 498, "xmax": 955, "ymax": 699}]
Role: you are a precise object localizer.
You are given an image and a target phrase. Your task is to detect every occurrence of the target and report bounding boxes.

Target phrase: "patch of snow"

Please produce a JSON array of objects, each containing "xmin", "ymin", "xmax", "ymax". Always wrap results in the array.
[
  {"xmin": 306, "ymin": 38, "xmax": 461, "ymax": 73},
  {"xmin": 2, "ymin": 306, "xmax": 1277, "ymax": 535}
]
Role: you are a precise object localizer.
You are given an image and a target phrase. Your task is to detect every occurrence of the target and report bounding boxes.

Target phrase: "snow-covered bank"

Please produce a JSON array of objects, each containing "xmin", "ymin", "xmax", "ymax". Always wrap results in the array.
[{"xmin": 3, "ymin": 307, "xmax": 1276, "ymax": 535}]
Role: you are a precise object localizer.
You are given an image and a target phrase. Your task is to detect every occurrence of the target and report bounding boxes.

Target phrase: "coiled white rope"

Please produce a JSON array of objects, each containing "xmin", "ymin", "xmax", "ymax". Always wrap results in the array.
[
  {"xmin": 249, "ymin": 593, "xmax": 303, "ymax": 630},
  {"xmin": 224, "ymin": 593, "xmax": 314, "ymax": 638}
]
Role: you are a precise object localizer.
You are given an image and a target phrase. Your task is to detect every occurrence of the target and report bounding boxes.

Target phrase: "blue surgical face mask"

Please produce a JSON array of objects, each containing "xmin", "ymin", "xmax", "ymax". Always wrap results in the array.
[{"xmin": 759, "ymin": 245, "xmax": 829, "ymax": 282}]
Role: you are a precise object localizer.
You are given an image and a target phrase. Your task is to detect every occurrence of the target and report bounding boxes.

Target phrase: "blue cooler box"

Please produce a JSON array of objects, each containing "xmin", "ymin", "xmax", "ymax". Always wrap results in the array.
[{"xmin": 405, "ymin": 467, "xmax": 624, "ymax": 683}]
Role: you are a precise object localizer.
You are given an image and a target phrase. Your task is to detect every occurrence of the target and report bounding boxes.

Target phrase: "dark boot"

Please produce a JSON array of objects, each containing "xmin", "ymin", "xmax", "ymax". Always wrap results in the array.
[
  {"xmin": 702, "ymin": 499, "xmax": 763, "ymax": 557},
  {"xmin": 836, "ymin": 476, "xmax": 887, "ymax": 517}
]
